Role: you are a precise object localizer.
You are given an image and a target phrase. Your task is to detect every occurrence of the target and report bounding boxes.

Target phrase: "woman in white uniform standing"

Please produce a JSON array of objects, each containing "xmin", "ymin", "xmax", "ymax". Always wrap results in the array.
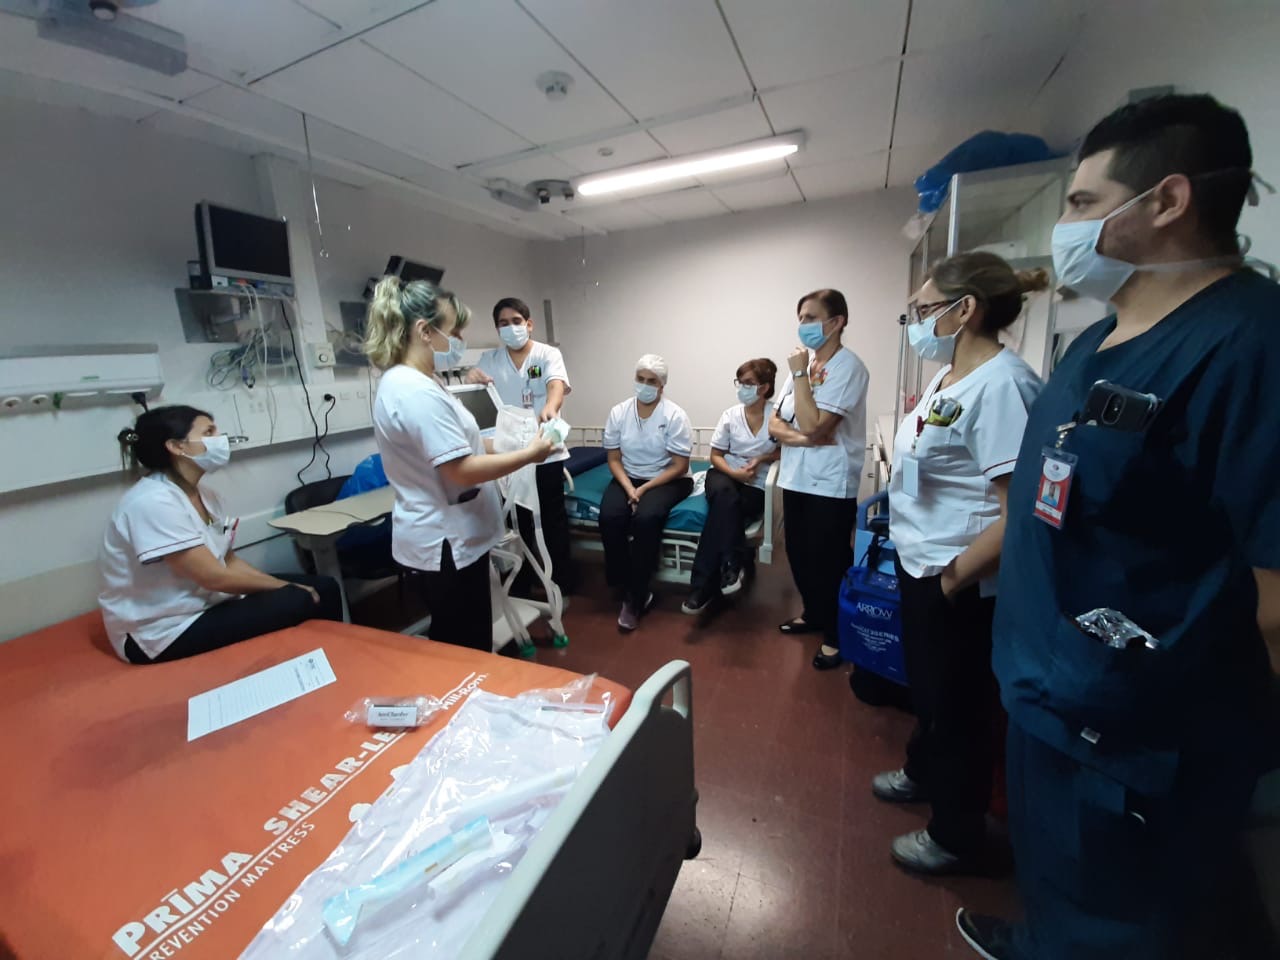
[
  {"xmin": 599, "ymin": 354, "xmax": 694, "ymax": 631},
  {"xmin": 469, "ymin": 296, "xmax": 576, "ymax": 594},
  {"xmin": 682, "ymin": 358, "xmax": 780, "ymax": 614},
  {"xmin": 770, "ymin": 289, "xmax": 871, "ymax": 670},
  {"xmin": 873, "ymin": 252, "xmax": 1046, "ymax": 876},
  {"xmin": 365, "ymin": 277, "xmax": 553, "ymax": 651},
  {"xmin": 99, "ymin": 405, "xmax": 342, "ymax": 663}
]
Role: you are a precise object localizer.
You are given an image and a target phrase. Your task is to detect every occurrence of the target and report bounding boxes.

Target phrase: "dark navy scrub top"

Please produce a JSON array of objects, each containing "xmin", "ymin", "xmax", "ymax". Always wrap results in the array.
[{"xmin": 993, "ymin": 269, "xmax": 1280, "ymax": 796}]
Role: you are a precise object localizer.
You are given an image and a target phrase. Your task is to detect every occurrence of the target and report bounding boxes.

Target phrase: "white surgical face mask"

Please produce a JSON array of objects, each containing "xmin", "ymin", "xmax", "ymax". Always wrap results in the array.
[
  {"xmin": 185, "ymin": 433, "xmax": 230, "ymax": 473},
  {"xmin": 737, "ymin": 383, "xmax": 761, "ymax": 405},
  {"xmin": 498, "ymin": 323, "xmax": 530, "ymax": 349},
  {"xmin": 634, "ymin": 382, "xmax": 660, "ymax": 404},
  {"xmin": 907, "ymin": 300, "xmax": 963, "ymax": 362}
]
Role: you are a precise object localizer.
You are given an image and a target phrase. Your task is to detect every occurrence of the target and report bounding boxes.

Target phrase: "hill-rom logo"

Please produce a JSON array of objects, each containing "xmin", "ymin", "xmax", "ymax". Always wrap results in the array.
[{"xmin": 856, "ymin": 601, "xmax": 894, "ymax": 621}]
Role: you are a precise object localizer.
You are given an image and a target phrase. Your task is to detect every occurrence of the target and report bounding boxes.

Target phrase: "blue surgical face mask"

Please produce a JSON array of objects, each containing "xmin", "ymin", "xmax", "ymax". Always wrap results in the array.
[
  {"xmin": 797, "ymin": 319, "xmax": 831, "ymax": 350},
  {"xmin": 433, "ymin": 333, "xmax": 466, "ymax": 369},
  {"xmin": 737, "ymin": 383, "xmax": 761, "ymax": 405},
  {"xmin": 634, "ymin": 382, "xmax": 660, "ymax": 404},
  {"xmin": 498, "ymin": 323, "xmax": 530, "ymax": 350},
  {"xmin": 1051, "ymin": 188, "xmax": 1153, "ymax": 303},
  {"xmin": 907, "ymin": 300, "xmax": 963, "ymax": 362}
]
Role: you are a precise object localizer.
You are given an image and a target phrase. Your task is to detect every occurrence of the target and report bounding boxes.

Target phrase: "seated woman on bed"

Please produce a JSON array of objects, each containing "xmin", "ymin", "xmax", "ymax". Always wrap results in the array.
[
  {"xmin": 681, "ymin": 358, "xmax": 780, "ymax": 615},
  {"xmin": 599, "ymin": 354, "xmax": 693, "ymax": 631},
  {"xmin": 99, "ymin": 405, "xmax": 342, "ymax": 664}
]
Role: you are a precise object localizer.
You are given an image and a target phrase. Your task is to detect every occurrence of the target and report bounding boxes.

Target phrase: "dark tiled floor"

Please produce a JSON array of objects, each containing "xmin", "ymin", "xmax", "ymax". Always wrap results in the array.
[{"xmin": 354, "ymin": 559, "xmax": 1020, "ymax": 958}]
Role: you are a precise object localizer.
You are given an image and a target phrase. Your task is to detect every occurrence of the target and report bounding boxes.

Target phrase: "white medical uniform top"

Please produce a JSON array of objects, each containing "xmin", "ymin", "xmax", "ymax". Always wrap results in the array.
[
  {"xmin": 603, "ymin": 396, "xmax": 694, "ymax": 480},
  {"xmin": 774, "ymin": 346, "xmax": 870, "ymax": 499},
  {"xmin": 888, "ymin": 348, "xmax": 1043, "ymax": 595},
  {"xmin": 98, "ymin": 473, "xmax": 236, "ymax": 661},
  {"xmin": 710, "ymin": 402, "xmax": 777, "ymax": 490},
  {"xmin": 373, "ymin": 364, "xmax": 503, "ymax": 572},
  {"xmin": 477, "ymin": 340, "xmax": 571, "ymax": 464}
]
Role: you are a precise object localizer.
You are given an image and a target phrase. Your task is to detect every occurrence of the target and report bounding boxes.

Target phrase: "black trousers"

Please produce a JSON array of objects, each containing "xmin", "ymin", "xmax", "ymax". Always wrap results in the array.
[
  {"xmin": 781, "ymin": 489, "xmax": 857, "ymax": 646},
  {"xmin": 896, "ymin": 560, "xmax": 998, "ymax": 857},
  {"xmin": 514, "ymin": 460, "xmax": 576, "ymax": 593},
  {"xmin": 691, "ymin": 467, "xmax": 765, "ymax": 592},
  {"xmin": 124, "ymin": 573, "xmax": 342, "ymax": 664},
  {"xmin": 598, "ymin": 475, "xmax": 694, "ymax": 605},
  {"xmin": 418, "ymin": 540, "xmax": 492, "ymax": 652}
]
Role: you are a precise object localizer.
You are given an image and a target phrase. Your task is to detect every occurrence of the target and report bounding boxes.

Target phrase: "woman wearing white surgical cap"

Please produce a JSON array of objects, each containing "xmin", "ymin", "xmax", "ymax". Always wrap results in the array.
[{"xmin": 599, "ymin": 354, "xmax": 694, "ymax": 630}]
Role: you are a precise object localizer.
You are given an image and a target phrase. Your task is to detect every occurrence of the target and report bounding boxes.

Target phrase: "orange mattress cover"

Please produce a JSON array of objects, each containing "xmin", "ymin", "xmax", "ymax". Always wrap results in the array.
[{"xmin": 0, "ymin": 615, "xmax": 630, "ymax": 960}]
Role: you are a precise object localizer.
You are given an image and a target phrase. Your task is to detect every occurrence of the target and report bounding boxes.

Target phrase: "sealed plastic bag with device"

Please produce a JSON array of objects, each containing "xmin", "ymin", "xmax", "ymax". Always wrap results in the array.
[{"xmin": 241, "ymin": 675, "xmax": 611, "ymax": 959}]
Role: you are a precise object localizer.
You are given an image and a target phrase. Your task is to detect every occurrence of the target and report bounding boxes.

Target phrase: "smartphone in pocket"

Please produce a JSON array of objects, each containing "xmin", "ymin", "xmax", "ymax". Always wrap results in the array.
[{"xmin": 1082, "ymin": 380, "xmax": 1161, "ymax": 433}]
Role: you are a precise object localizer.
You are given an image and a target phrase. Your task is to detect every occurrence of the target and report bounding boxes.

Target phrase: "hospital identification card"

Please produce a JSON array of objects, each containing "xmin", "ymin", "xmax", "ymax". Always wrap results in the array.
[
  {"xmin": 1032, "ymin": 448, "xmax": 1077, "ymax": 529},
  {"xmin": 900, "ymin": 455, "xmax": 921, "ymax": 499}
]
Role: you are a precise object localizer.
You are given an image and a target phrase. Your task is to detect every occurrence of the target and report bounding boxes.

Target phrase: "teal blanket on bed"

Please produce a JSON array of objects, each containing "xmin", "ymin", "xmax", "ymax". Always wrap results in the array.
[{"xmin": 564, "ymin": 461, "xmax": 710, "ymax": 533}]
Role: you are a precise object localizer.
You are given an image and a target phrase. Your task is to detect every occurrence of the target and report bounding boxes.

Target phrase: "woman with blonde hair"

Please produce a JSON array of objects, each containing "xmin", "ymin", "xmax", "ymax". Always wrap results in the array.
[
  {"xmin": 874, "ymin": 252, "xmax": 1047, "ymax": 877},
  {"xmin": 366, "ymin": 276, "xmax": 553, "ymax": 650}
]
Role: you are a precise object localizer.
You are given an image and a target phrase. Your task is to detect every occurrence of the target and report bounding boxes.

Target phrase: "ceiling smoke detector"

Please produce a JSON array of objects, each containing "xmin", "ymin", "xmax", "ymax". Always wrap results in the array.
[{"xmin": 537, "ymin": 70, "xmax": 574, "ymax": 102}]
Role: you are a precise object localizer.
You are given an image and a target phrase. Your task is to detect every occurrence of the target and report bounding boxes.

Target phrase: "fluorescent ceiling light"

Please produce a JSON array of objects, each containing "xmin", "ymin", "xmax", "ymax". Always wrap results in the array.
[{"xmin": 575, "ymin": 132, "xmax": 805, "ymax": 198}]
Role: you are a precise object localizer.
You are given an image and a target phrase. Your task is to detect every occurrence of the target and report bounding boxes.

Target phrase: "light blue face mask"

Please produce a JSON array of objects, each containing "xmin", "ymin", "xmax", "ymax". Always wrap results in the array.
[
  {"xmin": 634, "ymin": 382, "xmax": 659, "ymax": 404},
  {"xmin": 797, "ymin": 319, "xmax": 830, "ymax": 350},
  {"xmin": 737, "ymin": 383, "xmax": 761, "ymax": 405},
  {"xmin": 434, "ymin": 334, "xmax": 466, "ymax": 369},
  {"xmin": 907, "ymin": 300, "xmax": 963, "ymax": 362},
  {"xmin": 498, "ymin": 323, "xmax": 530, "ymax": 350}
]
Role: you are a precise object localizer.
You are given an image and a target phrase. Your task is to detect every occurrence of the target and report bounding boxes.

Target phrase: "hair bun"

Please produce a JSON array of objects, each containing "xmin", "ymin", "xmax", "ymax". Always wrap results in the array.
[
  {"xmin": 1015, "ymin": 267, "xmax": 1051, "ymax": 294},
  {"xmin": 118, "ymin": 428, "xmax": 139, "ymax": 446}
]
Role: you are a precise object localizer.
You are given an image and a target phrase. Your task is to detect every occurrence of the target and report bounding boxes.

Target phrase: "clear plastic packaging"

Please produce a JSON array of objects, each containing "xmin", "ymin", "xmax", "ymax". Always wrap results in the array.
[
  {"xmin": 1074, "ymin": 608, "xmax": 1160, "ymax": 650},
  {"xmin": 243, "ymin": 675, "xmax": 611, "ymax": 959},
  {"xmin": 344, "ymin": 696, "xmax": 442, "ymax": 729}
]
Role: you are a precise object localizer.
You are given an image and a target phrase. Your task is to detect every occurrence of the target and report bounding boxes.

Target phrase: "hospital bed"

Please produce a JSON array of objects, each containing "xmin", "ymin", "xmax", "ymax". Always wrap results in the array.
[
  {"xmin": 0, "ymin": 613, "xmax": 697, "ymax": 959},
  {"xmin": 562, "ymin": 426, "xmax": 782, "ymax": 585}
]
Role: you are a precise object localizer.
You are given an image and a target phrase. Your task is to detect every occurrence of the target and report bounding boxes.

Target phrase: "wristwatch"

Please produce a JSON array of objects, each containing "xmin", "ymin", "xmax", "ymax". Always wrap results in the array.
[{"xmin": 793, "ymin": 369, "xmax": 808, "ymax": 378}]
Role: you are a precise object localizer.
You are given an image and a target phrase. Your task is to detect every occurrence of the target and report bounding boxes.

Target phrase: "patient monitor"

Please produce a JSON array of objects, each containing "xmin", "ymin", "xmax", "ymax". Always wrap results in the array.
[{"xmin": 447, "ymin": 383, "xmax": 503, "ymax": 438}]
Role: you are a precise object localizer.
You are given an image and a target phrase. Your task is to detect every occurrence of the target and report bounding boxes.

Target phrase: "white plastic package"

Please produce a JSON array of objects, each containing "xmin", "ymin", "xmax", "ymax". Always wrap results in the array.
[
  {"xmin": 242, "ymin": 675, "xmax": 612, "ymax": 959},
  {"xmin": 343, "ymin": 696, "xmax": 442, "ymax": 729}
]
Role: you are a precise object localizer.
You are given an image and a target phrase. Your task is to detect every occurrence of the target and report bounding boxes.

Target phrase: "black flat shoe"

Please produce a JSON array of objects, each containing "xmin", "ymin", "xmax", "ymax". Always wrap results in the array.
[
  {"xmin": 812, "ymin": 647, "xmax": 843, "ymax": 670},
  {"xmin": 779, "ymin": 618, "xmax": 820, "ymax": 635}
]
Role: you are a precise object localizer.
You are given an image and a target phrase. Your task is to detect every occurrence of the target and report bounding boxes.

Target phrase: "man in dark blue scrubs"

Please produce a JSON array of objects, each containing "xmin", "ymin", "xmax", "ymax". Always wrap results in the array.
[{"xmin": 955, "ymin": 94, "xmax": 1280, "ymax": 959}]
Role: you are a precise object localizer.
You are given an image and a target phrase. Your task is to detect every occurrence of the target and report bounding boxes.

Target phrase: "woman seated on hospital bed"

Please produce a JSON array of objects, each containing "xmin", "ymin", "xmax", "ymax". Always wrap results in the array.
[
  {"xmin": 681, "ymin": 358, "xmax": 780, "ymax": 615},
  {"xmin": 599, "ymin": 354, "xmax": 694, "ymax": 632},
  {"xmin": 99, "ymin": 405, "xmax": 343, "ymax": 664}
]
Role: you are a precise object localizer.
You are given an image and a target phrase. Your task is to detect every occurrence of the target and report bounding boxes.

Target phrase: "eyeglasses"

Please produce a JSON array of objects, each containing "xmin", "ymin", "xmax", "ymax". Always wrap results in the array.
[
  {"xmin": 733, "ymin": 379, "xmax": 760, "ymax": 388},
  {"xmin": 906, "ymin": 299, "xmax": 959, "ymax": 325}
]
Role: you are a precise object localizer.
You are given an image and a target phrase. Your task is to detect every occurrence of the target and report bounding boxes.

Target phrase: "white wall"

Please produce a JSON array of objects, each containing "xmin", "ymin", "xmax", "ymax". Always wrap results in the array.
[
  {"xmin": 531, "ymin": 188, "xmax": 916, "ymax": 474},
  {"xmin": 0, "ymin": 93, "xmax": 534, "ymax": 639},
  {"xmin": 1031, "ymin": 0, "xmax": 1280, "ymax": 264}
]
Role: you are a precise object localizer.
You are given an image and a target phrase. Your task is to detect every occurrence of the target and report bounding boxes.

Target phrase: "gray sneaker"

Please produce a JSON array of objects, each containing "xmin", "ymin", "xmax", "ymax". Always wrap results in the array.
[
  {"xmin": 891, "ymin": 829, "xmax": 965, "ymax": 875},
  {"xmin": 872, "ymin": 768, "xmax": 927, "ymax": 803}
]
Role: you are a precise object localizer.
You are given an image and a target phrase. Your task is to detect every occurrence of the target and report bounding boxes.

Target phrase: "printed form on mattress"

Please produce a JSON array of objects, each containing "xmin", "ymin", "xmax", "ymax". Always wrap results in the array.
[{"xmin": 241, "ymin": 674, "xmax": 612, "ymax": 959}]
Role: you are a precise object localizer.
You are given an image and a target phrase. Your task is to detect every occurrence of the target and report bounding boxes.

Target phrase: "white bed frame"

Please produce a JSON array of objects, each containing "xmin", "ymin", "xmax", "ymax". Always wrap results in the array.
[
  {"xmin": 563, "ymin": 426, "xmax": 783, "ymax": 585},
  {"xmin": 459, "ymin": 660, "xmax": 698, "ymax": 960}
]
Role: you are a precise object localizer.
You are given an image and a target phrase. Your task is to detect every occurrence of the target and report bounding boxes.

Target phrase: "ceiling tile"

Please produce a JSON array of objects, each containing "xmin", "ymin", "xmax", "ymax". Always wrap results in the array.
[
  {"xmin": 184, "ymin": 84, "xmax": 305, "ymax": 147},
  {"xmin": 792, "ymin": 152, "xmax": 888, "ymax": 199},
  {"xmin": 638, "ymin": 189, "xmax": 731, "ymax": 222},
  {"xmin": 0, "ymin": 16, "xmax": 217, "ymax": 102},
  {"xmin": 130, "ymin": 0, "xmax": 340, "ymax": 80},
  {"xmin": 474, "ymin": 154, "xmax": 583, "ymax": 187},
  {"xmin": 560, "ymin": 203, "xmax": 664, "ymax": 233},
  {"xmin": 892, "ymin": 37, "xmax": 1058, "ymax": 151},
  {"xmin": 554, "ymin": 131, "xmax": 667, "ymax": 174},
  {"xmin": 649, "ymin": 101, "xmax": 772, "ymax": 155},
  {"xmin": 294, "ymin": 0, "xmax": 427, "ymax": 31},
  {"xmin": 252, "ymin": 40, "xmax": 531, "ymax": 167},
  {"xmin": 762, "ymin": 61, "xmax": 899, "ymax": 168},
  {"xmin": 887, "ymin": 139, "xmax": 952, "ymax": 188},
  {"xmin": 711, "ymin": 173, "xmax": 805, "ymax": 212},
  {"xmin": 0, "ymin": 67, "xmax": 158, "ymax": 121},
  {"xmin": 721, "ymin": 0, "xmax": 908, "ymax": 88},
  {"xmin": 364, "ymin": 0, "xmax": 633, "ymax": 144},
  {"xmin": 907, "ymin": 0, "xmax": 1090, "ymax": 54},
  {"xmin": 520, "ymin": 0, "xmax": 751, "ymax": 118}
]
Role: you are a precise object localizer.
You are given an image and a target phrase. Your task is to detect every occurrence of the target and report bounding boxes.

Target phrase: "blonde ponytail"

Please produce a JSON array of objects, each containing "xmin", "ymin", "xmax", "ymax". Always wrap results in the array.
[{"xmin": 364, "ymin": 276, "xmax": 408, "ymax": 370}]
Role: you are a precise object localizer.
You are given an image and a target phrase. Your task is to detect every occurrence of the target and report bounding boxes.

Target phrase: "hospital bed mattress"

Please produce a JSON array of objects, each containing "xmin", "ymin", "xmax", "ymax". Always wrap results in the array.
[
  {"xmin": 0, "ymin": 614, "xmax": 631, "ymax": 960},
  {"xmin": 565, "ymin": 460, "xmax": 711, "ymax": 533}
]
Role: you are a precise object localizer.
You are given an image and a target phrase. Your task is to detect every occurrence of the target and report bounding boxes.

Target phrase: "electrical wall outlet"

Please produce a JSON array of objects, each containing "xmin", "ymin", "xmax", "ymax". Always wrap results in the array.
[{"xmin": 309, "ymin": 342, "xmax": 335, "ymax": 368}]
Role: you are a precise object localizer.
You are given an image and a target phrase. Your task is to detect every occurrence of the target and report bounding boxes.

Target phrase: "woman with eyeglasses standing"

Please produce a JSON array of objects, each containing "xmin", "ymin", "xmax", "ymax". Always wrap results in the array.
[
  {"xmin": 873, "ymin": 252, "xmax": 1046, "ymax": 877},
  {"xmin": 682, "ymin": 358, "xmax": 781, "ymax": 614},
  {"xmin": 770, "ymin": 289, "xmax": 871, "ymax": 670}
]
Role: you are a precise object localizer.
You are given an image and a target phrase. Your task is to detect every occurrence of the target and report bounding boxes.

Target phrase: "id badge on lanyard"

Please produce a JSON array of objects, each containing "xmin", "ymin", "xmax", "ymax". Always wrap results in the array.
[{"xmin": 1032, "ymin": 422, "xmax": 1078, "ymax": 529}]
